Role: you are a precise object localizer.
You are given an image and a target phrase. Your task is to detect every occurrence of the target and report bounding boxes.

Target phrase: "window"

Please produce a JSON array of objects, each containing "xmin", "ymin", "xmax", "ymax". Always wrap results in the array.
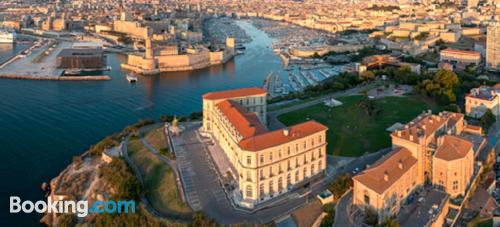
[
  {"xmin": 269, "ymin": 180, "xmax": 274, "ymax": 193},
  {"xmin": 311, "ymin": 164, "xmax": 315, "ymax": 175},
  {"xmin": 319, "ymin": 135, "xmax": 322, "ymax": 143},
  {"xmin": 287, "ymin": 174, "xmax": 291, "ymax": 186},
  {"xmin": 295, "ymin": 171, "xmax": 299, "ymax": 182},
  {"xmin": 287, "ymin": 146, "xmax": 290, "ymax": 155},
  {"xmin": 295, "ymin": 144, "xmax": 299, "ymax": 152},
  {"xmin": 260, "ymin": 169, "xmax": 264, "ymax": 180},
  {"xmin": 246, "ymin": 156, "xmax": 251, "ymax": 165},
  {"xmin": 303, "ymin": 141, "xmax": 306, "ymax": 149},
  {"xmin": 318, "ymin": 160, "xmax": 322, "ymax": 170},
  {"xmin": 269, "ymin": 166, "xmax": 272, "ymax": 177},
  {"xmin": 278, "ymin": 177, "xmax": 283, "ymax": 191},
  {"xmin": 453, "ymin": 181, "xmax": 459, "ymax": 190},
  {"xmin": 278, "ymin": 149, "xmax": 282, "ymax": 159},
  {"xmin": 246, "ymin": 171, "xmax": 252, "ymax": 182},
  {"xmin": 287, "ymin": 160, "xmax": 291, "ymax": 170},
  {"xmin": 364, "ymin": 194, "xmax": 370, "ymax": 205},
  {"xmin": 259, "ymin": 184, "xmax": 264, "ymax": 197},
  {"xmin": 260, "ymin": 154, "xmax": 264, "ymax": 164},
  {"xmin": 311, "ymin": 138, "xmax": 314, "ymax": 147},
  {"xmin": 303, "ymin": 167, "xmax": 308, "ymax": 178},
  {"xmin": 245, "ymin": 185, "xmax": 252, "ymax": 198},
  {"xmin": 269, "ymin": 152, "xmax": 273, "ymax": 161}
]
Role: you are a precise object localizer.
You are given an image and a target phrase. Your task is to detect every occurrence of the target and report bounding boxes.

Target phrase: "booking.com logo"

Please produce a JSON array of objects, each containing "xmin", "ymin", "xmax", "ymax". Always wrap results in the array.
[{"xmin": 10, "ymin": 196, "xmax": 136, "ymax": 217}]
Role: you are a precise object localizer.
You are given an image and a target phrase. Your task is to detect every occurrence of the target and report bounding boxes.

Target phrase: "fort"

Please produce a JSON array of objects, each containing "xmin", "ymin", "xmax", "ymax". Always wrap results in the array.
[{"xmin": 121, "ymin": 37, "xmax": 235, "ymax": 75}]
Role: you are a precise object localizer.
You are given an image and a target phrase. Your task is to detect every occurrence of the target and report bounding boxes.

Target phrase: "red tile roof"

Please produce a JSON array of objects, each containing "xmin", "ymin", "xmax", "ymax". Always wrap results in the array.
[
  {"xmin": 215, "ymin": 100, "xmax": 268, "ymax": 138},
  {"xmin": 203, "ymin": 87, "xmax": 267, "ymax": 100},
  {"xmin": 238, "ymin": 121, "xmax": 327, "ymax": 151},
  {"xmin": 441, "ymin": 49, "xmax": 481, "ymax": 57},
  {"xmin": 434, "ymin": 135, "xmax": 473, "ymax": 161},
  {"xmin": 353, "ymin": 147, "xmax": 417, "ymax": 194}
]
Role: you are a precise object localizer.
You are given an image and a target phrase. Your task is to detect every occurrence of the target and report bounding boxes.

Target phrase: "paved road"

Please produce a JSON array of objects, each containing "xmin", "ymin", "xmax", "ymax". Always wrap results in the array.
[{"xmin": 334, "ymin": 191, "xmax": 353, "ymax": 227}]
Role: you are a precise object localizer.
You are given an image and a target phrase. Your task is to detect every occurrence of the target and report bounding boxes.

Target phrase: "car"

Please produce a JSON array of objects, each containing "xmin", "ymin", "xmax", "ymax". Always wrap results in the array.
[{"xmin": 352, "ymin": 167, "xmax": 360, "ymax": 174}]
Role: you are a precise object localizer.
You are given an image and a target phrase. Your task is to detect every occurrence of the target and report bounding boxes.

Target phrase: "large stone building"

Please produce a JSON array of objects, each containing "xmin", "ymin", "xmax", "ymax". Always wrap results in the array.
[
  {"xmin": 121, "ymin": 37, "xmax": 235, "ymax": 74},
  {"xmin": 202, "ymin": 88, "xmax": 327, "ymax": 208},
  {"xmin": 487, "ymin": 22, "xmax": 500, "ymax": 71},
  {"xmin": 439, "ymin": 49, "xmax": 481, "ymax": 67},
  {"xmin": 465, "ymin": 85, "xmax": 500, "ymax": 118},
  {"xmin": 353, "ymin": 111, "xmax": 482, "ymax": 220}
]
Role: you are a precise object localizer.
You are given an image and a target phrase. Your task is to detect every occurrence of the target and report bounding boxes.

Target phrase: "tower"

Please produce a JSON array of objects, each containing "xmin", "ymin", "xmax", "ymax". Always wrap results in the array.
[
  {"xmin": 145, "ymin": 38, "xmax": 154, "ymax": 59},
  {"xmin": 487, "ymin": 22, "xmax": 500, "ymax": 71},
  {"xmin": 226, "ymin": 37, "xmax": 235, "ymax": 55}
]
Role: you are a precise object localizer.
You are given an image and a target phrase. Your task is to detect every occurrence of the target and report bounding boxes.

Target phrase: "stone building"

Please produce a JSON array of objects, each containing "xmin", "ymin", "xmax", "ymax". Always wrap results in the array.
[
  {"xmin": 353, "ymin": 111, "xmax": 482, "ymax": 220},
  {"xmin": 202, "ymin": 87, "xmax": 327, "ymax": 208},
  {"xmin": 465, "ymin": 84, "xmax": 500, "ymax": 118}
]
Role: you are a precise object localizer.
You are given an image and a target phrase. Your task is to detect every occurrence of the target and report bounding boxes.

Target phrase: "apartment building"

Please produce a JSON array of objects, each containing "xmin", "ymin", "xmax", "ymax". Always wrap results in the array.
[
  {"xmin": 465, "ymin": 84, "xmax": 500, "ymax": 118},
  {"xmin": 202, "ymin": 87, "xmax": 327, "ymax": 208},
  {"xmin": 487, "ymin": 22, "xmax": 500, "ymax": 71}
]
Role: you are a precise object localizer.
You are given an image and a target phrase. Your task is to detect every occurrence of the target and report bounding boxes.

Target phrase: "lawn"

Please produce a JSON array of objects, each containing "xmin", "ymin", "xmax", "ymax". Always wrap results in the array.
[
  {"xmin": 128, "ymin": 138, "xmax": 192, "ymax": 216},
  {"xmin": 144, "ymin": 127, "xmax": 167, "ymax": 152},
  {"xmin": 278, "ymin": 95, "xmax": 442, "ymax": 156}
]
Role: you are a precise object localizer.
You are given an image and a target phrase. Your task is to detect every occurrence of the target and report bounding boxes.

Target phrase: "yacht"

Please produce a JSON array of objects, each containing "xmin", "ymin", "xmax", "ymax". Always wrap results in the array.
[
  {"xmin": 126, "ymin": 73, "xmax": 138, "ymax": 83},
  {"xmin": 0, "ymin": 30, "xmax": 16, "ymax": 43}
]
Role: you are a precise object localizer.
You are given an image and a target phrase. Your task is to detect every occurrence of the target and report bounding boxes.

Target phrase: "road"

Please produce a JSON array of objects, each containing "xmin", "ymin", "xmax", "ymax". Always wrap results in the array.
[{"xmin": 334, "ymin": 191, "xmax": 354, "ymax": 227}]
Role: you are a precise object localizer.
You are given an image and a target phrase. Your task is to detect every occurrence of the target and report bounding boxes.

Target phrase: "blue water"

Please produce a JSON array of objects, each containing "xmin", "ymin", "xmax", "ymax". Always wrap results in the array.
[{"xmin": 0, "ymin": 20, "xmax": 286, "ymax": 225}]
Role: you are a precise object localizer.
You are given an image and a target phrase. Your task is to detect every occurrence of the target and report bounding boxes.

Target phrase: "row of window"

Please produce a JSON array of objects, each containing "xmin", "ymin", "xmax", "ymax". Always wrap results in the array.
[
  {"xmin": 245, "ymin": 164, "xmax": 322, "ymax": 198},
  {"xmin": 246, "ymin": 136, "xmax": 323, "ymax": 166}
]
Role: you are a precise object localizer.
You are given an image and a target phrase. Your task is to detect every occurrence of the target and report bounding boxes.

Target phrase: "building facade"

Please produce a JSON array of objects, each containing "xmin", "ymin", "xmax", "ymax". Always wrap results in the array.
[
  {"xmin": 353, "ymin": 111, "xmax": 479, "ymax": 220},
  {"xmin": 439, "ymin": 49, "xmax": 481, "ymax": 69},
  {"xmin": 202, "ymin": 88, "xmax": 328, "ymax": 208},
  {"xmin": 487, "ymin": 22, "xmax": 500, "ymax": 71},
  {"xmin": 465, "ymin": 85, "xmax": 500, "ymax": 118}
]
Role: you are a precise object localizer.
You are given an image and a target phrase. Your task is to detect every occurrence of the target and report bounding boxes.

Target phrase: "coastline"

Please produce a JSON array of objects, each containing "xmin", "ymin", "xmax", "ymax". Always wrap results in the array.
[{"xmin": 0, "ymin": 74, "xmax": 111, "ymax": 81}]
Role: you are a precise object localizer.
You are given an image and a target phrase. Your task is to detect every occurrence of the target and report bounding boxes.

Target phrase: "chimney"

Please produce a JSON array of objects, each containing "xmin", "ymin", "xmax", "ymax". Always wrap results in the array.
[
  {"xmin": 398, "ymin": 160, "xmax": 403, "ymax": 169},
  {"xmin": 283, "ymin": 128, "xmax": 290, "ymax": 136},
  {"xmin": 384, "ymin": 171, "xmax": 389, "ymax": 181}
]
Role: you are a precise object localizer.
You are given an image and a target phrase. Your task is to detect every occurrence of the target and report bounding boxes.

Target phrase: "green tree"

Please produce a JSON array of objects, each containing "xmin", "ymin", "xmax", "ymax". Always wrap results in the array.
[
  {"xmin": 320, "ymin": 203, "xmax": 335, "ymax": 227},
  {"xmin": 364, "ymin": 207, "xmax": 379, "ymax": 226},
  {"xmin": 480, "ymin": 109, "xmax": 496, "ymax": 132},
  {"xmin": 191, "ymin": 212, "xmax": 216, "ymax": 227},
  {"xmin": 328, "ymin": 173, "xmax": 353, "ymax": 201},
  {"xmin": 378, "ymin": 217, "xmax": 400, "ymax": 227}
]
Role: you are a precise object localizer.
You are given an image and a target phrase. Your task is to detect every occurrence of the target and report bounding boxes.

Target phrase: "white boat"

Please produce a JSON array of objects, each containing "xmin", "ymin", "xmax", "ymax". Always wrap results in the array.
[
  {"xmin": 0, "ymin": 30, "xmax": 16, "ymax": 43},
  {"xmin": 126, "ymin": 74, "xmax": 138, "ymax": 83}
]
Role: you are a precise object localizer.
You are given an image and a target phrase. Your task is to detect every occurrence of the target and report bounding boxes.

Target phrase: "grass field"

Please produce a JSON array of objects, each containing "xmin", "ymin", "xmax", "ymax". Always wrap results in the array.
[
  {"xmin": 144, "ymin": 127, "xmax": 167, "ymax": 152},
  {"xmin": 128, "ymin": 138, "xmax": 191, "ymax": 216},
  {"xmin": 278, "ymin": 95, "xmax": 442, "ymax": 156}
]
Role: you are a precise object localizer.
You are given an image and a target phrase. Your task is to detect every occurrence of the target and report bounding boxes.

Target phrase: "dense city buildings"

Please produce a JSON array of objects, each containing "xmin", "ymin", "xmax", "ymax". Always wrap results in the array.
[
  {"xmin": 202, "ymin": 88, "xmax": 327, "ymax": 208},
  {"xmin": 487, "ymin": 22, "xmax": 500, "ymax": 71}
]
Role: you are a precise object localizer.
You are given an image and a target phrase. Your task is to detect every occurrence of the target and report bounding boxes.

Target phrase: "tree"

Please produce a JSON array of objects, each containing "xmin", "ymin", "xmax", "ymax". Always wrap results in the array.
[
  {"xmin": 328, "ymin": 173, "xmax": 353, "ymax": 201},
  {"xmin": 364, "ymin": 207, "xmax": 379, "ymax": 226},
  {"xmin": 320, "ymin": 203, "xmax": 335, "ymax": 227},
  {"xmin": 361, "ymin": 71, "xmax": 376, "ymax": 81},
  {"xmin": 480, "ymin": 109, "xmax": 496, "ymax": 132},
  {"xmin": 191, "ymin": 212, "xmax": 216, "ymax": 227},
  {"xmin": 378, "ymin": 217, "xmax": 400, "ymax": 227}
]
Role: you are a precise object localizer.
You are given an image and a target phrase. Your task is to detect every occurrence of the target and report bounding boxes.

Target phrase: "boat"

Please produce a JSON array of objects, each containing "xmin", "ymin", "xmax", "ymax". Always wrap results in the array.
[
  {"xmin": 126, "ymin": 74, "xmax": 138, "ymax": 83},
  {"xmin": 0, "ymin": 30, "xmax": 16, "ymax": 43}
]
